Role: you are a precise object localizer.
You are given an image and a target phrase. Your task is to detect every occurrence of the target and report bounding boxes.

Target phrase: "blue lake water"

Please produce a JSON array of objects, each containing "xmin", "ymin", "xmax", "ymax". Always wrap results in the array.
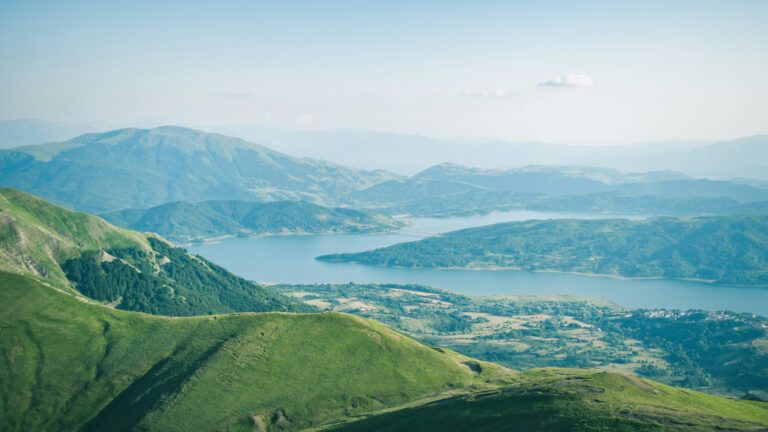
[{"xmin": 188, "ymin": 210, "xmax": 768, "ymax": 316}]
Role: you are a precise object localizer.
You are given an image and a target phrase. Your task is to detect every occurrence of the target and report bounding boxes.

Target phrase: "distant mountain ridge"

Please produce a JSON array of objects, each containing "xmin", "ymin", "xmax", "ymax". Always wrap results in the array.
[
  {"xmin": 2, "ymin": 120, "xmax": 765, "ymax": 177},
  {"xmin": 348, "ymin": 163, "xmax": 768, "ymax": 216},
  {"xmin": 205, "ymin": 124, "xmax": 768, "ymax": 178},
  {"xmin": 0, "ymin": 126, "xmax": 399, "ymax": 213},
  {"xmin": 102, "ymin": 199, "xmax": 403, "ymax": 243}
]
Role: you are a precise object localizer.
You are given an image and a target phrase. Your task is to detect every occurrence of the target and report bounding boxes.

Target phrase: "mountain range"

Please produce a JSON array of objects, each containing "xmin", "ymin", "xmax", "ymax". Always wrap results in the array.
[
  {"xmin": 204, "ymin": 125, "xmax": 768, "ymax": 179},
  {"xmin": 0, "ymin": 126, "xmax": 397, "ymax": 213},
  {"xmin": 348, "ymin": 163, "xmax": 768, "ymax": 216},
  {"xmin": 1, "ymin": 123, "xmax": 767, "ymax": 220},
  {"xmin": 1, "ymin": 119, "xmax": 766, "ymax": 178}
]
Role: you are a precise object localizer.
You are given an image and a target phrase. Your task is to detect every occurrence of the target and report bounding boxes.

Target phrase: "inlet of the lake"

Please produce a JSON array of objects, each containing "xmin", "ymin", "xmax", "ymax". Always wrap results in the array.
[{"xmin": 188, "ymin": 210, "xmax": 768, "ymax": 317}]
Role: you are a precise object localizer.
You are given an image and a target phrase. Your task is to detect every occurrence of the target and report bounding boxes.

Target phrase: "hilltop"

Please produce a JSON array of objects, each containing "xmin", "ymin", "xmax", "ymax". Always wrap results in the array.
[{"xmin": 0, "ymin": 271, "xmax": 509, "ymax": 431}]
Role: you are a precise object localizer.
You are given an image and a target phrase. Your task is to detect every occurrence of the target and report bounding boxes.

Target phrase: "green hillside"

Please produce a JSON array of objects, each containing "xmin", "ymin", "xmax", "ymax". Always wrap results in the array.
[
  {"xmin": 0, "ymin": 187, "xmax": 148, "ymax": 287},
  {"xmin": 0, "ymin": 271, "xmax": 510, "ymax": 431},
  {"xmin": 0, "ymin": 188, "xmax": 306, "ymax": 314},
  {"xmin": 331, "ymin": 369, "xmax": 768, "ymax": 432},
  {"xmin": 2, "ymin": 272, "xmax": 767, "ymax": 431},
  {"xmin": 102, "ymin": 200, "xmax": 403, "ymax": 243},
  {"xmin": 318, "ymin": 216, "xmax": 768, "ymax": 285}
]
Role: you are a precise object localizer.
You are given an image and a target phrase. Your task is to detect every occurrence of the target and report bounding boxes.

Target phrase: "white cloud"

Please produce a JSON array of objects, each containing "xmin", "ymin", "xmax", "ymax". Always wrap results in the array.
[
  {"xmin": 538, "ymin": 73, "xmax": 594, "ymax": 88},
  {"xmin": 298, "ymin": 114, "xmax": 316, "ymax": 126},
  {"xmin": 459, "ymin": 88, "xmax": 511, "ymax": 98}
]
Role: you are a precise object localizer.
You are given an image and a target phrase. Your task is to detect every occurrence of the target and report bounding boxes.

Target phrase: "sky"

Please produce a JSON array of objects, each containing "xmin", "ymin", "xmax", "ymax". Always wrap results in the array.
[{"xmin": 0, "ymin": 0, "xmax": 766, "ymax": 144}]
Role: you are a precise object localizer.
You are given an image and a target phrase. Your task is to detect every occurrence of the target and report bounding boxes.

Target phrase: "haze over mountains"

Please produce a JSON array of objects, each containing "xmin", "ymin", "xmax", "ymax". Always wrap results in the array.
[
  {"xmin": 348, "ymin": 163, "xmax": 768, "ymax": 217},
  {"xmin": 1, "ymin": 119, "xmax": 766, "ymax": 178},
  {"xmin": 1, "ymin": 122, "xmax": 766, "ymax": 220},
  {"xmin": 0, "ymin": 126, "xmax": 396, "ymax": 213}
]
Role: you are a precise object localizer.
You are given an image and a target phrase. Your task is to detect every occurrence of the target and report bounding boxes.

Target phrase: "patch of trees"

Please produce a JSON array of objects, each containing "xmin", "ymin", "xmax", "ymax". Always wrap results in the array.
[{"xmin": 62, "ymin": 238, "xmax": 310, "ymax": 316}]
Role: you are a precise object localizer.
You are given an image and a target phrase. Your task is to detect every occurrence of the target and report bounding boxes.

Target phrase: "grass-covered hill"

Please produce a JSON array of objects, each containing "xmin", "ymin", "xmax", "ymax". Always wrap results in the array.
[
  {"xmin": 0, "ymin": 126, "xmax": 398, "ymax": 213},
  {"xmin": 0, "ymin": 187, "xmax": 148, "ymax": 287},
  {"xmin": 3, "ymin": 272, "xmax": 768, "ymax": 431},
  {"xmin": 101, "ymin": 199, "xmax": 403, "ymax": 243},
  {"xmin": 318, "ymin": 215, "xmax": 768, "ymax": 285},
  {"xmin": 0, "ymin": 271, "xmax": 510, "ymax": 431},
  {"xmin": 0, "ymin": 188, "xmax": 307, "ymax": 315},
  {"xmin": 331, "ymin": 369, "xmax": 768, "ymax": 432}
]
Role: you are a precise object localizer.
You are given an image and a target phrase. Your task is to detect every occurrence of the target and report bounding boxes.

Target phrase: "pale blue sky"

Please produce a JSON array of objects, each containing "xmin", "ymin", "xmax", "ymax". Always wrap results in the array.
[{"xmin": 1, "ymin": 0, "xmax": 766, "ymax": 144}]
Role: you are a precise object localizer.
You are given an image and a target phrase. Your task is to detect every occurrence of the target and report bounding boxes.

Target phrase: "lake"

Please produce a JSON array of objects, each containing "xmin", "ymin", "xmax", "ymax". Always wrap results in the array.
[{"xmin": 188, "ymin": 210, "xmax": 768, "ymax": 316}]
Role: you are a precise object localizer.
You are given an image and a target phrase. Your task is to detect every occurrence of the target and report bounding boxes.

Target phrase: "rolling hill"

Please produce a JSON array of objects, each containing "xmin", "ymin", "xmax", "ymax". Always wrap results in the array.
[
  {"xmin": 101, "ymin": 200, "xmax": 403, "ymax": 243},
  {"xmin": 0, "ymin": 270, "xmax": 510, "ymax": 431},
  {"xmin": 317, "ymin": 215, "xmax": 768, "ymax": 285},
  {"xmin": 2, "ymin": 271, "xmax": 767, "ymax": 431},
  {"xmin": 331, "ymin": 369, "xmax": 768, "ymax": 431},
  {"xmin": 0, "ymin": 188, "xmax": 307, "ymax": 315},
  {"xmin": 0, "ymin": 126, "xmax": 398, "ymax": 213}
]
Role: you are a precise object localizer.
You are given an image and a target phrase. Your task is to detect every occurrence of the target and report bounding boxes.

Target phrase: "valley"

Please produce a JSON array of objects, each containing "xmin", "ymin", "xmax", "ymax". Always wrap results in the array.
[
  {"xmin": 275, "ymin": 283, "xmax": 768, "ymax": 398},
  {"xmin": 188, "ymin": 216, "xmax": 768, "ymax": 316},
  {"xmin": 1, "ymin": 160, "xmax": 768, "ymax": 430},
  {"xmin": 4, "ymin": 192, "xmax": 765, "ymax": 430}
]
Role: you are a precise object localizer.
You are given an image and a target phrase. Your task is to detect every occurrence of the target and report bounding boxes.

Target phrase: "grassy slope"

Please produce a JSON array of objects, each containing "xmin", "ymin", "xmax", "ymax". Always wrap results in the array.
[
  {"xmin": 0, "ymin": 187, "xmax": 147, "ymax": 286},
  {"xmin": 3, "ymin": 272, "xmax": 767, "ymax": 431},
  {"xmin": 0, "ymin": 188, "xmax": 306, "ymax": 315},
  {"xmin": 0, "ymin": 271, "xmax": 509, "ymax": 432},
  {"xmin": 331, "ymin": 369, "xmax": 768, "ymax": 432}
]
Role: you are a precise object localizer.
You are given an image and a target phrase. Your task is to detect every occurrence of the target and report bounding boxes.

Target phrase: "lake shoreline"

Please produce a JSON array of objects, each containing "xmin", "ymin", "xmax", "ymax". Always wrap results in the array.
[
  {"xmin": 175, "ymin": 228, "xmax": 404, "ymax": 247},
  {"xmin": 315, "ymin": 259, "xmax": 768, "ymax": 288},
  {"xmin": 188, "ymin": 211, "xmax": 768, "ymax": 316}
]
